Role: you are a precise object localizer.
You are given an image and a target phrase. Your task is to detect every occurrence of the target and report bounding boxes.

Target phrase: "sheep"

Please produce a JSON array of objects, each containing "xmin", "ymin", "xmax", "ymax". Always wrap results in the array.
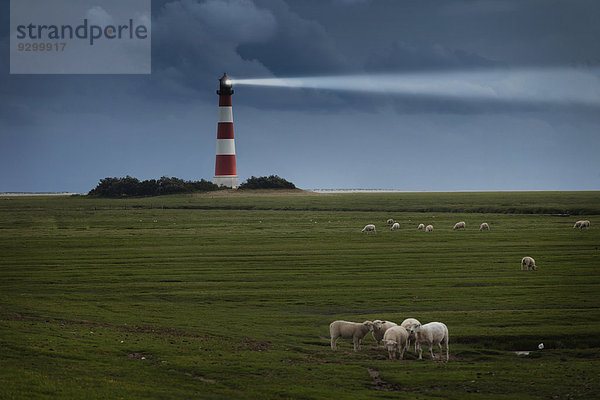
[
  {"xmin": 410, "ymin": 322, "xmax": 449, "ymax": 362},
  {"xmin": 400, "ymin": 318, "xmax": 421, "ymax": 352},
  {"xmin": 387, "ymin": 219, "xmax": 394, "ymax": 225},
  {"xmin": 425, "ymin": 225, "xmax": 434, "ymax": 232},
  {"xmin": 453, "ymin": 221, "xmax": 466, "ymax": 230},
  {"xmin": 361, "ymin": 224, "xmax": 376, "ymax": 233},
  {"xmin": 581, "ymin": 220, "xmax": 591, "ymax": 228},
  {"xmin": 574, "ymin": 220, "xmax": 590, "ymax": 229},
  {"xmin": 329, "ymin": 320, "xmax": 374, "ymax": 351},
  {"xmin": 479, "ymin": 222, "xmax": 490, "ymax": 231},
  {"xmin": 382, "ymin": 326, "xmax": 409, "ymax": 360},
  {"xmin": 371, "ymin": 320, "xmax": 397, "ymax": 347},
  {"xmin": 390, "ymin": 222, "xmax": 400, "ymax": 231},
  {"xmin": 417, "ymin": 223, "xmax": 425, "ymax": 230},
  {"xmin": 521, "ymin": 256, "xmax": 537, "ymax": 271}
]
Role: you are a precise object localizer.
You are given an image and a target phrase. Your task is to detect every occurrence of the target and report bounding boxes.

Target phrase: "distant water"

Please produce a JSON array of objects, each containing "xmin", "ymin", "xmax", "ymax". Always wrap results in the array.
[{"xmin": 0, "ymin": 192, "xmax": 78, "ymax": 196}]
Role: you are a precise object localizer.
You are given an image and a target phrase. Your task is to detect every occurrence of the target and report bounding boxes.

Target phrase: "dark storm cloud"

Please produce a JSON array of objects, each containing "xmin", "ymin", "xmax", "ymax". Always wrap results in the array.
[
  {"xmin": 141, "ymin": 0, "xmax": 358, "ymax": 110},
  {"xmin": 366, "ymin": 42, "xmax": 503, "ymax": 72},
  {"xmin": 438, "ymin": 0, "xmax": 600, "ymax": 66},
  {"xmin": 332, "ymin": 0, "xmax": 372, "ymax": 4},
  {"xmin": 237, "ymin": 0, "xmax": 354, "ymax": 76},
  {"xmin": 141, "ymin": 0, "xmax": 277, "ymax": 102},
  {"xmin": 288, "ymin": 0, "xmax": 600, "ymax": 68}
]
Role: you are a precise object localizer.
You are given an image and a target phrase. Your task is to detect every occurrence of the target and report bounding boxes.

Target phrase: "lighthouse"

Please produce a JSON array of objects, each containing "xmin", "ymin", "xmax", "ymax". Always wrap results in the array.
[{"xmin": 214, "ymin": 73, "xmax": 238, "ymax": 188}]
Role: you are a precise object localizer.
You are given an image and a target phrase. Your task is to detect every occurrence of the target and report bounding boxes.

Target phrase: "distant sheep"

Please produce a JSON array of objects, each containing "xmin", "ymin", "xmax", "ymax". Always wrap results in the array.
[
  {"xmin": 574, "ymin": 220, "xmax": 590, "ymax": 229},
  {"xmin": 453, "ymin": 221, "xmax": 466, "ymax": 230},
  {"xmin": 410, "ymin": 322, "xmax": 449, "ymax": 362},
  {"xmin": 479, "ymin": 222, "xmax": 490, "ymax": 231},
  {"xmin": 382, "ymin": 326, "xmax": 409, "ymax": 360},
  {"xmin": 521, "ymin": 256, "xmax": 537, "ymax": 271},
  {"xmin": 417, "ymin": 223, "xmax": 425, "ymax": 230},
  {"xmin": 372, "ymin": 320, "xmax": 397, "ymax": 347},
  {"xmin": 425, "ymin": 225, "xmax": 434, "ymax": 232},
  {"xmin": 329, "ymin": 320, "xmax": 374, "ymax": 351},
  {"xmin": 400, "ymin": 318, "xmax": 421, "ymax": 353},
  {"xmin": 361, "ymin": 224, "xmax": 376, "ymax": 233},
  {"xmin": 390, "ymin": 222, "xmax": 400, "ymax": 231},
  {"xmin": 387, "ymin": 219, "xmax": 394, "ymax": 225}
]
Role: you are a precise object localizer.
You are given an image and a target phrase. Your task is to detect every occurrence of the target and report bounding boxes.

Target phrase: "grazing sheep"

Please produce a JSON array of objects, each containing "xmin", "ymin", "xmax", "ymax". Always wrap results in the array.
[
  {"xmin": 425, "ymin": 225, "xmax": 434, "ymax": 232},
  {"xmin": 479, "ymin": 222, "xmax": 490, "ymax": 231},
  {"xmin": 453, "ymin": 221, "xmax": 466, "ymax": 230},
  {"xmin": 521, "ymin": 256, "xmax": 537, "ymax": 271},
  {"xmin": 387, "ymin": 219, "xmax": 394, "ymax": 225},
  {"xmin": 390, "ymin": 222, "xmax": 400, "ymax": 231},
  {"xmin": 400, "ymin": 318, "xmax": 421, "ymax": 352},
  {"xmin": 329, "ymin": 320, "xmax": 374, "ymax": 351},
  {"xmin": 581, "ymin": 220, "xmax": 591, "ymax": 228},
  {"xmin": 382, "ymin": 326, "xmax": 409, "ymax": 360},
  {"xmin": 574, "ymin": 220, "xmax": 590, "ymax": 229},
  {"xmin": 372, "ymin": 320, "xmax": 397, "ymax": 347},
  {"xmin": 410, "ymin": 322, "xmax": 449, "ymax": 361},
  {"xmin": 417, "ymin": 223, "xmax": 425, "ymax": 230},
  {"xmin": 361, "ymin": 224, "xmax": 376, "ymax": 233}
]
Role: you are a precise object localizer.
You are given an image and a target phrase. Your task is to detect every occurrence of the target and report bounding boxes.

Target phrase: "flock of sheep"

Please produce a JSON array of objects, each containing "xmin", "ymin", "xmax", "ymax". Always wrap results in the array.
[
  {"xmin": 360, "ymin": 219, "xmax": 592, "ymax": 272},
  {"xmin": 334, "ymin": 219, "xmax": 593, "ymax": 360},
  {"xmin": 330, "ymin": 318, "xmax": 449, "ymax": 362},
  {"xmin": 361, "ymin": 219, "xmax": 491, "ymax": 233},
  {"xmin": 362, "ymin": 219, "xmax": 591, "ymax": 234}
]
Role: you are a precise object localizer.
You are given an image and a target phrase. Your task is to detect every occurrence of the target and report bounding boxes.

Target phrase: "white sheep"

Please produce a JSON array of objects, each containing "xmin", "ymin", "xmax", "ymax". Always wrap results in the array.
[
  {"xmin": 581, "ymin": 220, "xmax": 591, "ymax": 228},
  {"xmin": 574, "ymin": 220, "xmax": 590, "ymax": 229},
  {"xmin": 479, "ymin": 222, "xmax": 490, "ymax": 231},
  {"xmin": 410, "ymin": 322, "xmax": 449, "ymax": 361},
  {"xmin": 361, "ymin": 224, "xmax": 376, "ymax": 233},
  {"xmin": 453, "ymin": 221, "xmax": 466, "ymax": 230},
  {"xmin": 390, "ymin": 222, "xmax": 400, "ymax": 231},
  {"xmin": 382, "ymin": 326, "xmax": 409, "ymax": 360},
  {"xmin": 425, "ymin": 225, "xmax": 434, "ymax": 232},
  {"xmin": 521, "ymin": 256, "xmax": 537, "ymax": 271},
  {"xmin": 387, "ymin": 219, "xmax": 394, "ymax": 225},
  {"xmin": 371, "ymin": 320, "xmax": 397, "ymax": 347},
  {"xmin": 417, "ymin": 223, "xmax": 425, "ymax": 230},
  {"xmin": 400, "ymin": 318, "xmax": 421, "ymax": 352},
  {"xmin": 329, "ymin": 320, "xmax": 374, "ymax": 351}
]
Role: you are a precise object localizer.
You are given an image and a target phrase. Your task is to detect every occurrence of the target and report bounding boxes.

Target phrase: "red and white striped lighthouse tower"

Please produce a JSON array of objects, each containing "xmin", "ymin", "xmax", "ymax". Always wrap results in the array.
[{"xmin": 214, "ymin": 73, "xmax": 238, "ymax": 188}]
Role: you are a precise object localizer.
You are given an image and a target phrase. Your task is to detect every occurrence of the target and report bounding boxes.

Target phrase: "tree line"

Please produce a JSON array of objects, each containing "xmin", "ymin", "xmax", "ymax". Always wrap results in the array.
[
  {"xmin": 88, "ymin": 176, "xmax": 221, "ymax": 197},
  {"xmin": 89, "ymin": 175, "xmax": 296, "ymax": 197}
]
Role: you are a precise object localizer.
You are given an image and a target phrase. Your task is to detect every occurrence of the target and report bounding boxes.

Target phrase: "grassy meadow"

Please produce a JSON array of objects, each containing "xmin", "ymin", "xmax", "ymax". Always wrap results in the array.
[{"xmin": 1, "ymin": 191, "xmax": 599, "ymax": 399}]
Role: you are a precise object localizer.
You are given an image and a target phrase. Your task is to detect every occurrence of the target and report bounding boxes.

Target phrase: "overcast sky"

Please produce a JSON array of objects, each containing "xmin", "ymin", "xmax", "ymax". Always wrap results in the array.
[{"xmin": 1, "ymin": 0, "xmax": 599, "ymax": 192}]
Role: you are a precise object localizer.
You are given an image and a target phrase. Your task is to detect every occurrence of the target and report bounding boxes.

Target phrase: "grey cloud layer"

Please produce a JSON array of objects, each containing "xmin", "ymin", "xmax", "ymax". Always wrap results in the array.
[{"xmin": 1, "ymin": 0, "xmax": 599, "ymax": 192}]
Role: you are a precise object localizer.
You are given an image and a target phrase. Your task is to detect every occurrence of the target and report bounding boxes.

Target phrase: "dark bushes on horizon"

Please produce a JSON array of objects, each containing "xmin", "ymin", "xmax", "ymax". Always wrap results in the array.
[
  {"xmin": 88, "ymin": 176, "xmax": 222, "ymax": 197},
  {"xmin": 238, "ymin": 175, "xmax": 296, "ymax": 190}
]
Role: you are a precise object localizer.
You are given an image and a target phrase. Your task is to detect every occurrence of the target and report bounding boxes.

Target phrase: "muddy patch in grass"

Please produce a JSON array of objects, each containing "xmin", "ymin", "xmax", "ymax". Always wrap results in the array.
[
  {"xmin": 127, "ymin": 352, "xmax": 152, "ymax": 360},
  {"xmin": 235, "ymin": 338, "xmax": 271, "ymax": 352},
  {"xmin": 367, "ymin": 368, "xmax": 416, "ymax": 392}
]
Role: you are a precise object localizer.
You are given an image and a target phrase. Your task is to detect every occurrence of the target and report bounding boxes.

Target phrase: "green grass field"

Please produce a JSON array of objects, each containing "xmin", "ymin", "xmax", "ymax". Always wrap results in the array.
[{"xmin": 1, "ymin": 191, "xmax": 599, "ymax": 399}]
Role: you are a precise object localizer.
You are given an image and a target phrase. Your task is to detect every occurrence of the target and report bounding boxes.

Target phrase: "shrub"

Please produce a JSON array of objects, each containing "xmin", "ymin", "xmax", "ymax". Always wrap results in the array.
[
  {"xmin": 238, "ymin": 175, "xmax": 296, "ymax": 190},
  {"xmin": 88, "ymin": 176, "xmax": 221, "ymax": 197}
]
